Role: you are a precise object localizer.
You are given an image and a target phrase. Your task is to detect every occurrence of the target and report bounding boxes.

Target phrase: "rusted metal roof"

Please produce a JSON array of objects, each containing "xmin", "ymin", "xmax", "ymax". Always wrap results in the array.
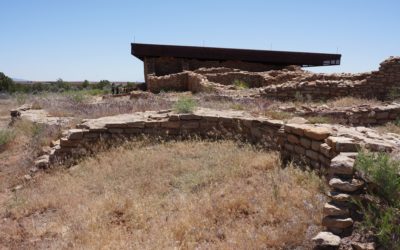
[{"xmin": 131, "ymin": 43, "xmax": 341, "ymax": 67}]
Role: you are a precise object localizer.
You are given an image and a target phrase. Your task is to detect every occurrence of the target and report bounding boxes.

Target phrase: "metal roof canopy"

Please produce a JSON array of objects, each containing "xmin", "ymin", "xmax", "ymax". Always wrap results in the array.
[{"xmin": 131, "ymin": 43, "xmax": 341, "ymax": 67}]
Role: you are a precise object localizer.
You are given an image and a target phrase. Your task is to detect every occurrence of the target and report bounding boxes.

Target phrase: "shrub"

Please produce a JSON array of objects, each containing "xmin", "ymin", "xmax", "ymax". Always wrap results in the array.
[
  {"xmin": 356, "ymin": 151, "xmax": 400, "ymax": 205},
  {"xmin": 0, "ymin": 72, "xmax": 15, "ymax": 92},
  {"xmin": 173, "ymin": 96, "xmax": 197, "ymax": 113},
  {"xmin": 233, "ymin": 79, "xmax": 249, "ymax": 89},
  {"xmin": 307, "ymin": 116, "xmax": 332, "ymax": 124},
  {"xmin": 0, "ymin": 129, "xmax": 15, "ymax": 148},
  {"xmin": 355, "ymin": 151, "xmax": 400, "ymax": 249}
]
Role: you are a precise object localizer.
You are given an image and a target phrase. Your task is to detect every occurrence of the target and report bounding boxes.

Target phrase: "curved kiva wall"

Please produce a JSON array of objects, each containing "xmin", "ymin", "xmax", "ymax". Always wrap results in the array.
[{"xmin": 23, "ymin": 107, "xmax": 399, "ymax": 248}]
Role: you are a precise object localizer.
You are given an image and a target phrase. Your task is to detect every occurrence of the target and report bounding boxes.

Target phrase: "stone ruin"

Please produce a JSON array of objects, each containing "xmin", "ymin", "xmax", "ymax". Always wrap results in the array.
[
  {"xmin": 146, "ymin": 56, "xmax": 400, "ymax": 101},
  {"xmin": 10, "ymin": 103, "xmax": 400, "ymax": 249},
  {"xmin": 9, "ymin": 45, "xmax": 400, "ymax": 249}
]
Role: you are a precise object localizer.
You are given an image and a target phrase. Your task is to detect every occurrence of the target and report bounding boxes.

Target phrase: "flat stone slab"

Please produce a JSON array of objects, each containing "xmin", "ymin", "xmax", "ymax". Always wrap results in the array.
[
  {"xmin": 330, "ymin": 154, "xmax": 355, "ymax": 175},
  {"xmin": 329, "ymin": 178, "xmax": 364, "ymax": 192},
  {"xmin": 312, "ymin": 231, "xmax": 341, "ymax": 247}
]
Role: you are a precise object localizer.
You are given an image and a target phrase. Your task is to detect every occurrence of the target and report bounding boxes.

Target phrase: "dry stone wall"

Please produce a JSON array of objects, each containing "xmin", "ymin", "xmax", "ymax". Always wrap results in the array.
[
  {"xmin": 262, "ymin": 57, "xmax": 400, "ymax": 100},
  {"xmin": 145, "ymin": 56, "xmax": 400, "ymax": 102},
  {"xmin": 14, "ymin": 106, "xmax": 399, "ymax": 249},
  {"xmin": 297, "ymin": 102, "xmax": 400, "ymax": 126}
]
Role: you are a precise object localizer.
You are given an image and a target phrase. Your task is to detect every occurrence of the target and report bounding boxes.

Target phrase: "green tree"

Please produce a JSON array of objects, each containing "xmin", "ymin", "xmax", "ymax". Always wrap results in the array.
[
  {"xmin": 93, "ymin": 80, "xmax": 110, "ymax": 90},
  {"xmin": 82, "ymin": 80, "xmax": 89, "ymax": 89},
  {"xmin": 0, "ymin": 72, "xmax": 15, "ymax": 92}
]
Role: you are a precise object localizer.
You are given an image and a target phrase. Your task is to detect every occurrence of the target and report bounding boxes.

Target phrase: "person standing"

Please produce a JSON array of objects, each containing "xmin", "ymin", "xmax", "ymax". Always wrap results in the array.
[{"xmin": 111, "ymin": 83, "xmax": 116, "ymax": 95}]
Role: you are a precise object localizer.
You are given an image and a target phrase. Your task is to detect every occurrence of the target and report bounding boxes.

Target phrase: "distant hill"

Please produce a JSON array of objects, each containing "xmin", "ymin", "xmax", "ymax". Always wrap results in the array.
[{"xmin": 12, "ymin": 78, "xmax": 30, "ymax": 82}]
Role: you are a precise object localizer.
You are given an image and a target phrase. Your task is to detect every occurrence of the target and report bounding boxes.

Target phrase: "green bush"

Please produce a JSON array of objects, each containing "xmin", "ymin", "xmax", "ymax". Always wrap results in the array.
[
  {"xmin": 0, "ymin": 72, "xmax": 15, "ymax": 92},
  {"xmin": 233, "ymin": 79, "xmax": 249, "ymax": 90},
  {"xmin": 173, "ymin": 96, "xmax": 197, "ymax": 113},
  {"xmin": 0, "ymin": 129, "xmax": 15, "ymax": 147},
  {"xmin": 355, "ymin": 151, "xmax": 400, "ymax": 249},
  {"xmin": 356, "ymin": 151, "xmax": 400, "ymax": 205}
]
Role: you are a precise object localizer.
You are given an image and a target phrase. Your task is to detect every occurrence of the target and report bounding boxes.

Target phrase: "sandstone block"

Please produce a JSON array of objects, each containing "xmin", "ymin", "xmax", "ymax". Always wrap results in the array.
[
  {"xmin": 376, "ymin": 111, "xmax": 389, "ymax": 119},
  {"xmin": 352, "ymin": 242, "xmax": 376, "ymax": 250},
  {"xmin": 60, "ymin": 138, "xmax": 79, "ymax": 147},
  {"xmin": 108, "ymin": 128, "xmax": 124, "ymax": 134},
  {"xmin": 304, "ymin": 127, "xmax": 331, "ymax": 140},
  {"xmin": 322, "ymin": 216, "xmax": 353, "ymax": 228},
  {"xmin": 287, "ymin": 134, "xmax": 300, "ymax": 144},
  {"xmin": 126, "ymin": 121, "xmax": 145, "ymax": 128},
  {"xmin": 320, "ymin": 143, "xmax": 332, "ymax": 158},
  {"xmin": 284, "ymin": 143, "xmax": 294, "ymax": 152},
  {"xmin": 84, "ymin": 132, "xmax": 101, "ymax": 138},
  {"xmin": 161, "ymin": 121, "xmax": 181, "ymax": 129},
  {"xmin": 327, "ymin": 136, "xmax": 360, "ymax": 152},
  {"xmin": 144, "ymin": 121, "xmax": 160, "ymax": 128},
  {"xmin": 300, "ymin": 137, "xmax": 311, "ymax": 148},
  {"xmin": 328, "ymin": 191, "xmax": 352, "ymax": 202},
  {"xmin": 285, "ymin": 124, "xmax": 307, "ymax": 136},
  {"xmin": 323, "ymin": 202, "xmax": 349, "ymax": 217},
  {"xmin": 179, "ymin": 114, "xmax": 202, "ymax": 120},
  {"xmin": 311, "ymin": 140, "xmax": 322, "ymax": 151},
  {"xmin": 67, "ymin": 129, "xmax": 87, "ymax": 140},
  {"xmin": 306, "ymin": 149, "xmax": 319, "ymax": 161},
  {"xmin": 312, "ymin": 232, "xmax": 341, "ymax": 247},
  {"xmin": 181, "ymin": 122, "xmax": 199, "ymax": 129},
  {"xmin": 330, "ymin": 154, "xmax": 355, "ymax": 175},
  {"xmin": 123, "ymin": 128, "xmax": 142, "ymax": 134},
  {"xmin": 329, "ymin": 178, "xmax": 364, "ymax": 192},
  {"xmin": 35, "ymin": 155, "xmax": 50, "ymax": 169},
  {"xmin": 294, "ymin": 145, "xmax": 306, "ymax": 155}
]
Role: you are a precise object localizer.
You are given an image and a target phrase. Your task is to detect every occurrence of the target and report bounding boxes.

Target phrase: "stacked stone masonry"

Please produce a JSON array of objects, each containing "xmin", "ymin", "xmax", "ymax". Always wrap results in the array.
[
  {"xmin": 11, "ymin": 106, "xmax": 400, "ymax": 249},
  {"xmin": 262, "ymin": 57, "xmax": 400, "ymax": 100},
  {"xmin": 145, "ymin": 56, "xmax": 400, "ymax": 102},
  {"xmin": 291, "ymin": 102, "xmax": 400, "ymax": 126}
]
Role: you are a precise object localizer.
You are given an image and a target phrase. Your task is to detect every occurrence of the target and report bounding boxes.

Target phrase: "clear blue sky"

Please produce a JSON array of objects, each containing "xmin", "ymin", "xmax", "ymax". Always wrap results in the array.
[{"xmin": 1, "ymin": 0, "xmax": 399, "ymax": 81}]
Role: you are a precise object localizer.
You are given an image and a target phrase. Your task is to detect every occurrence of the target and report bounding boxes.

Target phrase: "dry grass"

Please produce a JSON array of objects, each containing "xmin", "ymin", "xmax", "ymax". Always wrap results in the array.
[
  {"xmin": 326, "ymin": 97, "xmax": 382, "ymax": 108},
  {"xmin": 376, "ymin": 122, "xmax": 400, "ymax": 135},
  {"xmin": 0, "ymin": 119, "xmax": 61, "ymax": 190},
  {"xmin": 1, "ymin": 140, "xmax": 327, "ymax": 249}
]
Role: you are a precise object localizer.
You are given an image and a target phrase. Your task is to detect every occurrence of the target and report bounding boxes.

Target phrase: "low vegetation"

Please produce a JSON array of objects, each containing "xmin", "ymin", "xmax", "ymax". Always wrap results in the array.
[
  {"xmin": 1, "ymin": 140, "xmax": 327, "ymax": 249},
  {"xmin": 377, "ymin": 120, "xmax": 400, "ymax": 134},
  {"xmin": 307, "ymin": 116, "xmax": 332, "ymax": 124},
  {"xmin": 173, "ymin": 96, "xmax": 197, "ymax": 113},
  {"xmin": 355, "ymin": 151, "xmax": 400, "ymax": 249},
  {"xmin": 233, "ymin": 79, "xmax": 249, "ymax": 89},
  {"xmin": 0, "ymin": 128, "xmax": 15, "ymax": 148},
  {"xmin": 0, "ymin": 119, "xmax": 61, "ymax": 190}
]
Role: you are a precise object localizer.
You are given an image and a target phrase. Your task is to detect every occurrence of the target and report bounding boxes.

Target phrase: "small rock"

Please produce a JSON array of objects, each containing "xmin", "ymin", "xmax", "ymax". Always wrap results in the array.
[
  {"xmin": 29, "ymin": 167, "xmax": 39, "ymax": 173},
  {"xmin": 329, "ymin": 178, "xmax": 364, "ymax": 192},
  {"xmin": 23, "ymin": 174, "xmax": 32, "ymax": 181},
  {"xmin": 323, "ymin": 202, "xmax": 350, "ymax": 216},
  {"xmin": 351, "ymin": 242, "xmax": 375, "ymax": 250},
  {"xmin": 312, "ymin": 231, "xmax": 341, "ymax": 247},
  {"xmin": 328, "ymin": 191, "xmax": 352, "ymax": 202},
  {"xmin": 12, "ymin": 185, "xmax": 23, "ymax": 191},
  {"xmin": 287, "ymin": 117, "xmax": 309, "ymax": 124},
  {"xmin": 322, "ymin": 216, "xmax": 354, "ymax": 228}
]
